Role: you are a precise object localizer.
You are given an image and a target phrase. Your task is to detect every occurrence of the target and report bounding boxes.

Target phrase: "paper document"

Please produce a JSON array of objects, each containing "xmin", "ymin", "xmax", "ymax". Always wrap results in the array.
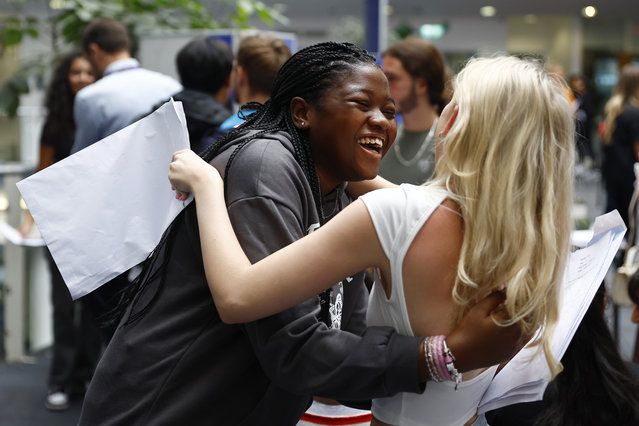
[
  {"xmin": 0, "ymin": 221, "xmax": 45, "ymax": 247},
  {"xmin": 16, "ymin": 99, "xmax": 192, "ymax": 299},
  {"xmin": 478, "ymin": 210, "xmax": 626, "ymax": 413}
]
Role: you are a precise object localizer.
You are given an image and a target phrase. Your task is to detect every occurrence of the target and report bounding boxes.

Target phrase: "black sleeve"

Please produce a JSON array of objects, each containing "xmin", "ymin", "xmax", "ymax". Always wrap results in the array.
[{"xmin": 222, "ymin": 140, "xmax": 424, "ymax": 401}]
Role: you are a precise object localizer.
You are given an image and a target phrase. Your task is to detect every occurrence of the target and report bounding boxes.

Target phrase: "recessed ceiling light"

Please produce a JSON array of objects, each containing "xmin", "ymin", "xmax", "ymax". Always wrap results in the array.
[
  {"xmin": 480, "ymin": 6, "xmax": 497, "ymax": 18},
  {"xmin": 582, "ymin": 6, "xmax": 597, "ymax": 18}
]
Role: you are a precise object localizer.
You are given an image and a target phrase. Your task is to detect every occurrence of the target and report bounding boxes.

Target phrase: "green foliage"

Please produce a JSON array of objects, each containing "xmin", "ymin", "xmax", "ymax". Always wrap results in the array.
[
  {"xmin": 0, "ymin": 0, "xmax": 288, "ymax": 117},
  {"xmin": 393, "ymin": 22, "xmax": 414, "ymax": 40},
  {"xmin": 51, "ymin": 0, "xmax": 288, "ymax": 52},
  {"xmin": 0, "ymin": 72, "xmax": 29, "ymax": 116},
  {"xmin": 0, "ymin": 57, "xmax": 47, "ymax": 117},
  {"xmin": 0, "ymin": 15, "xmax": 39, "ymax": 51}
]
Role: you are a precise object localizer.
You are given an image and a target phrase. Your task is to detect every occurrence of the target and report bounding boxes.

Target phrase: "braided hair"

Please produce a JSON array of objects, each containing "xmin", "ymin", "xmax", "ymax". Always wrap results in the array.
[
  {"xmin": 117, "ymin": 42, "xmax": 379, "ymax": 325},
  {"xmin": 200, "ymin": 41, "xmax": 378, "ymax": 224}
]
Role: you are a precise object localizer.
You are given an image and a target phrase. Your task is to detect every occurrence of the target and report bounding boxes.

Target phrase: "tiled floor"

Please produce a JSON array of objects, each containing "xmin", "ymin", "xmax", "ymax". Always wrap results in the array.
[{"xmin": 0, "ymin": 351, "xmax": 83, "ymax": 426}]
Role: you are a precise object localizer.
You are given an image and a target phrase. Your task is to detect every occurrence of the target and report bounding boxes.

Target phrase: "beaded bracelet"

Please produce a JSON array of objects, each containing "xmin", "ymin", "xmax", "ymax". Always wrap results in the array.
[
  {"xmin": 435, "ymin": 335, "xmax": 450, "ymax": 382},
  {"xmin": 424, "ymin": 335, "xmax": 463, "ymax": 391},
  {"xmin": 424, "ymin": 337, "xmax": 442, "ymax": 382},
  {"xmin": 443, "ymin": 338, "xmax": 462, "ymax": 391}
]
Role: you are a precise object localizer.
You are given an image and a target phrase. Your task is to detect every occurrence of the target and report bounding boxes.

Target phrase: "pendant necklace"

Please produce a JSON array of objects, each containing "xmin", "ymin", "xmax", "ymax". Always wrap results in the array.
[{"xmin": 394, "ymin": 118, "xmax": 438, "ymax": 167}]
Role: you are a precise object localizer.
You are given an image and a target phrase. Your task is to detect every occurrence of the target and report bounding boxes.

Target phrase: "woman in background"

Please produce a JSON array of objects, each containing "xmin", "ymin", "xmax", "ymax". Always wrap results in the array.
[
  {"xmin": 19, "ymin": 51, "xmax": 99, "ymax": 411},
  {"xmin": 601, "ymin": 64, "xmax": 639, "ymax": 228}
]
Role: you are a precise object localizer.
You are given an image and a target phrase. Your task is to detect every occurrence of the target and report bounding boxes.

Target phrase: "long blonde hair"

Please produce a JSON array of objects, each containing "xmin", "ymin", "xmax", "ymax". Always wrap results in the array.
[
  {"xmin": 433, "ymin": 56, "xmax": 575, "ymax": 377},
  {"xmin": 602, "ymin": 64, "xmax": 639, "ymax": 145}
]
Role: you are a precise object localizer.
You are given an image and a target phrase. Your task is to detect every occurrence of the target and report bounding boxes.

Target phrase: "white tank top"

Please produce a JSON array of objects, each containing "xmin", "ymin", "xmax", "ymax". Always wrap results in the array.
[{"xmin": 361, "ymin": 184, "xmax": 498, "ymax": 426}]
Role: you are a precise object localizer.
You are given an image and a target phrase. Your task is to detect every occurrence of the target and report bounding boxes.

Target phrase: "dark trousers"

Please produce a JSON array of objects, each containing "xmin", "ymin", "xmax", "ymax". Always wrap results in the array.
[{"xmin": 47, "ymin": 250, "xmax": 102, "ymax": 391}]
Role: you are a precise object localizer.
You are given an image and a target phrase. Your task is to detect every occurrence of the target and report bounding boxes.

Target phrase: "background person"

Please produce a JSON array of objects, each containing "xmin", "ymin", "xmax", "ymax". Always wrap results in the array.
[
  {"xmin": 79, "ymin": 42, "xmax": 522, "ymax": 426},
  {"xmin": 18, "ymin": 51, "xmax": 102, "ymax": 412},
  {"xmin": 72, "ymin": 17, "xmax": 182, "ymax": 153},
  {"xmin": 569, "ymin": 73, "xmax": 595, "ymax": 166},
  {"xmin": 218, "ymin": 32, "xmax": 292, "ymax": 131},
  {"xmin": 378, "ymin": 37, "xmax": 448, "ymax": 185},
  {"xmin": 601, "ymin": 63, "xmax": 639, "ymax": 229},
  {"xmin": 69, "ymin": 17, "xmax": 181, "ymax": 342},
  {"xmin": 152, "ymin": 36, "xmax": 233, "ymax": 154}
]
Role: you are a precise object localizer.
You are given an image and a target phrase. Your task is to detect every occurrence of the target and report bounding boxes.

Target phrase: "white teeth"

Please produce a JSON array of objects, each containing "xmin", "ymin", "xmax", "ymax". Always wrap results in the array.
[{"xmin": 358, "ymin": 137, "xmax": 383, "ymax": 148}]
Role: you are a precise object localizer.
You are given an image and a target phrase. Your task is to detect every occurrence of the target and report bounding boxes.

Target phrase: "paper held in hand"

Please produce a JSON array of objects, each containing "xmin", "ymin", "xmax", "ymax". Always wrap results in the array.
[
  {"xmin": 16, "ymin": 99, "xmax": 192, "ymax": 300},
  {"xmin": 477, "ymin": 210, "xmax": 626, "ymax": 413}
]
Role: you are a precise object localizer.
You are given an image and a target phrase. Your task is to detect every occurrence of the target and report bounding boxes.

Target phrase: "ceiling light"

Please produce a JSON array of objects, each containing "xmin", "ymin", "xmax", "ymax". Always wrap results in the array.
[
  {"xmin": 480, "ymin": 6, "xmax": 497, "ymax": 18},
  {"xmin": 419, "ymin": 24, "xmax": 447, "ymax": 40},
  {"xmin": 582, "ymin": 6, "xmax": 597, "ymax": 18}
]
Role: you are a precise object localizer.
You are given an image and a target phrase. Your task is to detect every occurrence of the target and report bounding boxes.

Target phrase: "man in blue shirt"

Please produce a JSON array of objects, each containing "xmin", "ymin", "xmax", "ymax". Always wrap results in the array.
[
  {"xmin": 70, "ymin": 18, "xmax": 181, "ymax": 343},
  {"xmin": 72, "ymin": 17, "xmax": 181, "ymax": 153}
]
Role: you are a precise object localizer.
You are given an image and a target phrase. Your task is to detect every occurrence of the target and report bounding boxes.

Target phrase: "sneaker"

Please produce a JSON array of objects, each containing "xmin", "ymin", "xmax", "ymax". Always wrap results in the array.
[{"xmin": 45, "ymin": 389, "xmax": 70, "ymax": 411}]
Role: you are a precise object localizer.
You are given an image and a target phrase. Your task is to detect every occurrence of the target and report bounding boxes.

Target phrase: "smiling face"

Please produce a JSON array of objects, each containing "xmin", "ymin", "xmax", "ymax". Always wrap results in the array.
[
  {"xmin": 68, "ymin": 56, "xmax": 95, "ymax": 95},
  {"xmin": 304, "ymin": 63, "xmax": 397, "ymax": 192}
]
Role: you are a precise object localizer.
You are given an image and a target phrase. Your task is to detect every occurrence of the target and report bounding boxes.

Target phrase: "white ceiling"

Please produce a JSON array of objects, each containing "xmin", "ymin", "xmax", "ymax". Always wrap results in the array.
[{"xmin": 273, "ymin": 0, "xmax": 639, "ymax": 21}]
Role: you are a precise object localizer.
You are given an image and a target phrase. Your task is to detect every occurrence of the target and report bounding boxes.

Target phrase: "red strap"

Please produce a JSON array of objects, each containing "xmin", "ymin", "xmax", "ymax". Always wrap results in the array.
[{"xmin": 299, "ymin": 412, "xmax": 373, "ymax": 425}]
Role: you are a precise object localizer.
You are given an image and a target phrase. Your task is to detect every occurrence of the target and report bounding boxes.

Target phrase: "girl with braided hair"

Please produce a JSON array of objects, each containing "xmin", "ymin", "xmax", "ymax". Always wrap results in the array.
[
  {"xmin": 169, "ymin": 55, "xmax": 576, "ymax": 425},
  {"xmin": 80, "ymin": 42, "xmax": 521, "ymax": 426}
]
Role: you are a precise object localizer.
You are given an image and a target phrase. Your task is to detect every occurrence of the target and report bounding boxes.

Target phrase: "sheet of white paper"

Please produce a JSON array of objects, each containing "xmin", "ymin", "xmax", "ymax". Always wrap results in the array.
[
  {"xmin": 478, "ymin": 210, "xmax": 626, "ymax": 413},
  {"xmin": 570, "ymin": 229, "xmax": 594, "ymax": 248},
  {"xmin": 16, "ymin": 99, "xmax": 192, "ymax": 299},
  {"xmin": 0, "ymin": 221, "xmax": 46, "ymax": 247}
]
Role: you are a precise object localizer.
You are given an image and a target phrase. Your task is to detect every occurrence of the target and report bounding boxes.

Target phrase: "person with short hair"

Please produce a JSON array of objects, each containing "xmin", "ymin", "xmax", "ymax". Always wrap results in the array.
[
  {"xmin": 157, "ymin": 36, "xmax": 233, "ymax": 153},
  {"xmin": 378, "ymin": 37, "xmax": 448, "ymax": 185},
  {"xmin": 72, "ymin": 17, "xmax": 181, "ymax": 153},
  {"xmin": 218, "ymin": 33, "xmax": 292, "ymax": 131}
]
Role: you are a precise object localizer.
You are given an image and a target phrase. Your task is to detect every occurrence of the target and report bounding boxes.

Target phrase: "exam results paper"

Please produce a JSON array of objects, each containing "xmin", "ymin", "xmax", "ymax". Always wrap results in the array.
[{"xmin": 16, "ymin": 99, "xmax": 192, "ymax": 299}]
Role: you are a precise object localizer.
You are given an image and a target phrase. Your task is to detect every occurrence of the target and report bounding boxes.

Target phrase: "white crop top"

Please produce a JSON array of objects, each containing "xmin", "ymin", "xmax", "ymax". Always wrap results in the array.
[{"xmin": 361, "ymin": 184, "xmax": 497, "ymax": 426}]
